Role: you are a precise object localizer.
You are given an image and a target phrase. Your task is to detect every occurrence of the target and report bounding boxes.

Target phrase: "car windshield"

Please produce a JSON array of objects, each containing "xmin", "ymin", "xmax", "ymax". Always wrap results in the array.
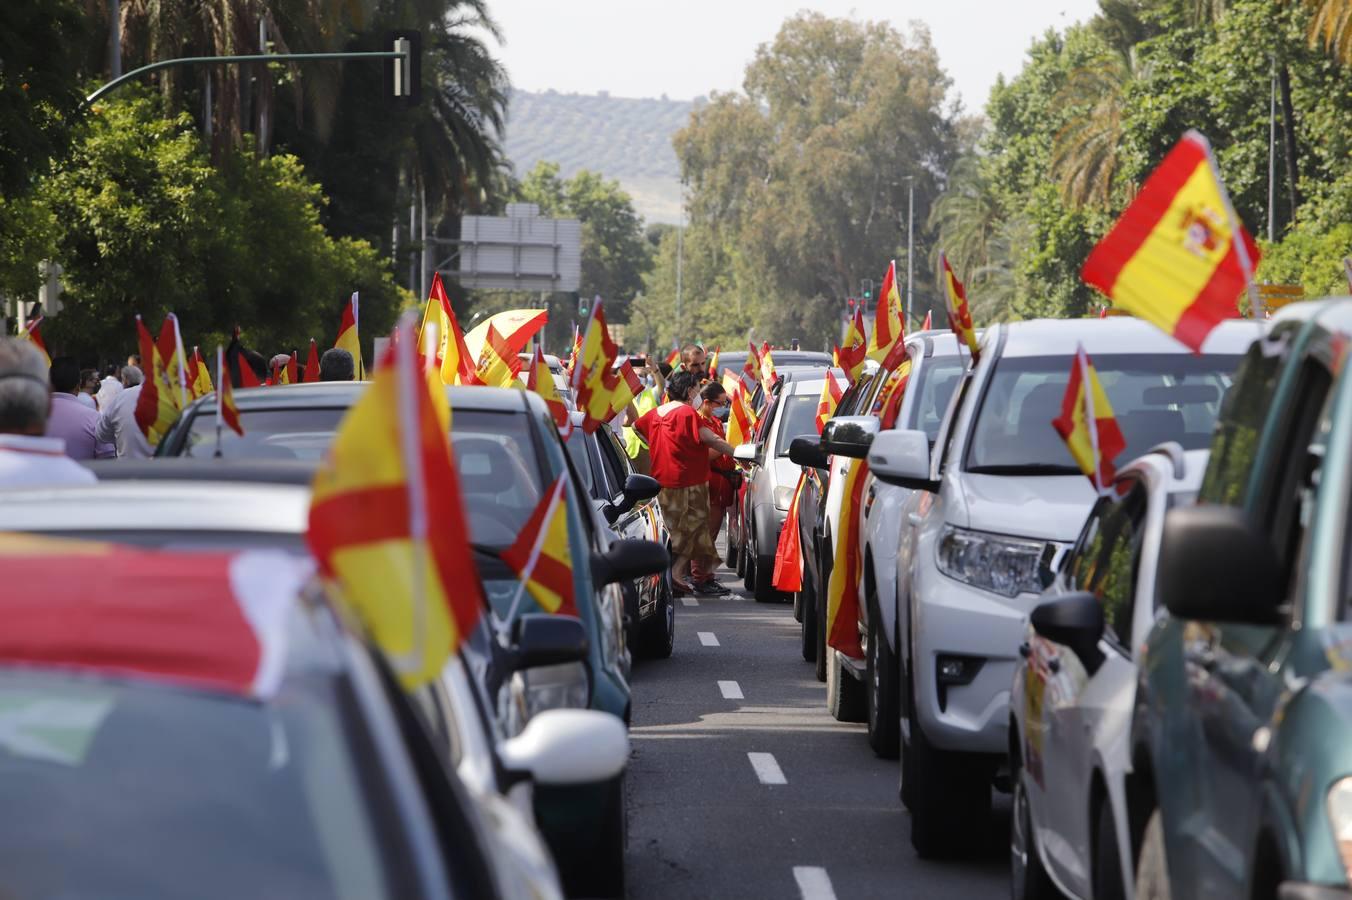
[
  {"xmin": 0, "ymin": 671, "xmax": 413, "ymax": 900},
  {"xmin": 451, "ymin": 410, "xmax": 546, "ymax": 548},
  {"xmin": 776, "ymin": 393, "xmax": 821, "ymax": 454},
  {"xmin": 908, "ymin": 358, "xmax": 965, "ymax": 441},
  {"xmin": 564, "ymin": 428, "xmax": 596, "ymax": 496},
  {"xmin": 966, "ymin": 353, "xmax": 1242, "ymax": 473},
  {"xmin": 183, "ymin": 408, "xmax": 345, "ymax": 461},
  {"xmin": 21, "ymin": 529, "xmax": 309, "ymax": 554}
]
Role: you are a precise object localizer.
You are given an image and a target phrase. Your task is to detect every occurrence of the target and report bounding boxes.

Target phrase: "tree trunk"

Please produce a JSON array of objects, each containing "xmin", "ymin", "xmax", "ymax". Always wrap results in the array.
[
  {"xmin": 107, "ymin": 0, "xmax": 121, "ymax": 78},
  {"xmin": 1277, "ymin": 61, "xmax": 1301, "ymax": 227}
]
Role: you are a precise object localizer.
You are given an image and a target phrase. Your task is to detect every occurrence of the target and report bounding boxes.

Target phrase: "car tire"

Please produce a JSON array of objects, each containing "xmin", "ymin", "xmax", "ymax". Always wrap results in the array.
[
  {"xmin": 814, "ymin": 555, "xmax": 830, "ymax": 682},
  {"xmin": 865, "ymin": 596, "xmax": 900, "ymax": 758},
  {"xmin": 899, "ymin": 646, "xmax": 915, "ymax": 810},
  {"xmin": 1093, "ymin": 798, "xmax": 1126, "ymax": 900},
  {"xmin": 1134, "ymin": 809, "xmax": 1171, "ymax": 900},
  {"xmin": 800, "ymin": 577, "xmax": 818, "ymax": 663},
  {"xmin": 735, "ymin": 535, "xmax": 747, "ymax": 578},
  {"xmin": 793, "ymin": 590, "xmax": 804, "ymax": 622},
  {"xmin": 909, "ymin": 713, "xmax": 990, "ymax": 859},
  {"xmin": 742, "ymin": 529, "xmax": 757, "ymax": 592},
  {"xmin": 637, "ymin": 577, "xmax": 675, "ymax": 660},
  {"xmin": 570, "ymin": 775, "xmax": 626, "ymax": 899},
  {"xmin": 753, "ymin": 552, "xmax": 778, "ymax": 602},
  {"xmin": 1010, "ymin": 767, "xmax": 1059, "ymax": 899},
  {"xmin": 827, "ymin": 648, "xmax": 866, "ymax": 722}
]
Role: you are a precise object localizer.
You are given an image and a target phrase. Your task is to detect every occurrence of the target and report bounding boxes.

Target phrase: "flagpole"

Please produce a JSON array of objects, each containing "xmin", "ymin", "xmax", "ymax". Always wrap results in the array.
[
  {"xmin": 394, "ymin": 313, "xmax": 430, "ymax": 677},
  {"xmin": 214, "ymin": 345, "xmax": 224, "ymax": 458}
]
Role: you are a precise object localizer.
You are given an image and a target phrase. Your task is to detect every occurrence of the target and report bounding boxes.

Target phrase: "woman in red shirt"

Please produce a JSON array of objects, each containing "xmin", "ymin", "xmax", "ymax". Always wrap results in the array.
[{"xmin": 691, "ymin": 381, "xmax": 735, "ymax": 593}]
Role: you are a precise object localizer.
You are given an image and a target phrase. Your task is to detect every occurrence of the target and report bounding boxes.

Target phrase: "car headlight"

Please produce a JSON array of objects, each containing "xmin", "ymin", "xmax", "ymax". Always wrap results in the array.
[
  {"xmin": 504, "ymin": 662, "xmax": 591, "ymax": 736},
  {"xmin": 1328, "ymin": 777, "xmax": 1352, "ymax": 881},
  {"xmin": 936, "ymin": 525, "xmax": 1048, "ymax": 597},
  {"xmin": 774, "ymin": 485, "xmax": 793, "ymax": 511}
]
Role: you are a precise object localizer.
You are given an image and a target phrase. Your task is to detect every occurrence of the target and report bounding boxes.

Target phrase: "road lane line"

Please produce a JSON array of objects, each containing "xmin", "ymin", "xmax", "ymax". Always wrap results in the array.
[
  {"xmin": 793, "ymin": 867, "xmax": 838, "ymax": 900},
  {"xmin": 680, "ymin": 596, "xmax": 699, "ymax": 607},
  {"xmin": 718, "ymin": 680, "xmax": 743, "ymax": 699},
  {"xmin": 698, "ymin": 631, "xmax": 719, "ymax": 647},
  {"xmin": 747, "ymin": 752, "xmax": 786, "ymax": 785}
]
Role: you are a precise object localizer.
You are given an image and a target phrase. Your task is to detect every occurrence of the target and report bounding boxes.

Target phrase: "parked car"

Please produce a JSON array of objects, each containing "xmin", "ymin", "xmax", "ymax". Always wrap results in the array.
[
  {"xmin": 156, "ymin": 382, "xmax": 360, "ymax": 459},
  {"xmin": 732, "ymin": 373, "xmax": 831, "ymax": 602},
  {"xmin": 1127, "ymin": 298, "xmax": 1352, "ymax": 900},
  {"xmin": 1009, "ymin": 443, "xmax": 1206, "ymax": 900},
  {"xmin": 866, "ymin": 316, "xmax": 1261, "ymax": 857},
  {"xmin": 714, "ymin": 349, "xmax": 832, "ymax": 387},
  {"xmin": 564, "ymin": 412, "xmax": 675, "ymax": 658}
]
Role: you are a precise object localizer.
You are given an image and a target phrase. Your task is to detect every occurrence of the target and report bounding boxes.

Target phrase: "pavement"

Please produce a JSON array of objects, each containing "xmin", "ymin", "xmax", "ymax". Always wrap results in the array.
[{"xmin": 624, "ymin": 566, "xmax": 1010, "ymax": 899}]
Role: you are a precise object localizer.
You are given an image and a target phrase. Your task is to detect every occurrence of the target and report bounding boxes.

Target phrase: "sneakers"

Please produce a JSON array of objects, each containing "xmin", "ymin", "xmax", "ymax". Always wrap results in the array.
[{"xmin": 694, "ymin": 580, "xmax": 729, "ymax": 596}]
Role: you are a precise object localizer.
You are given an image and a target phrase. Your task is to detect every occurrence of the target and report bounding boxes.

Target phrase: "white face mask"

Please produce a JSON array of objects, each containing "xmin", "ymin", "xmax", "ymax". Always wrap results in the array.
[{"xmin": 691, "ymin": 394, "xmax": 703, "ymax": 411}]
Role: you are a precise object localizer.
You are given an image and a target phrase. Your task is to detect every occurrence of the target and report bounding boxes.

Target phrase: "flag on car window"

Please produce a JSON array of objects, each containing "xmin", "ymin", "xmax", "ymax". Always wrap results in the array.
[
  {"xmin": 307, "ymin": 312, "xmax": 484, "ymax": 690},
  {"xmin": 1052, "ymin": 343, "xmax": 1127, "ymax": 494},
  {"xmin": 473, "ymin": 324, "xmax": 522, "ymax": 388},
  {"xmin": 565, "ymin": 324, "xmax": 582, "ymax": 375},
  {"xmin": 216, "ymin": 346, "xmax": 243, "ymax": 437},
  {"xmin": 188, "ymin": 345, "xmax": 214, "ymax": 399},
  {"xmin": 726, "ymin": 383, "xmax": 756, "ymax": 448},
  {"xmin": 18, "ymin": 316, "xmax": 50, "ymax": 367},
  {"xmin": 572, "ymin": 299, "xmax": 623, "ymax": 434},
  {"xmin": 814, "ymin": 370, "xmax": 846, "ymax": 434},
  {"xmin": 868, "ymin": 260, "xmax": 907, "ymax": 370},
  {"xmin": 872, "ymin": 360, "xmax": 912, "ymax": 430},
  {"xmin": 759, "ymin": 341, "xmax": 777, "ymax": 393},
  {"xmin": 134, "ymin": 314, "xmax": 186, "ymax": 448},
  {"xmin": 464, "ymin": 308, "xmax": 548, "ymax": 366},
  {"xmin": 527, "ymin": 346, "xmax": 570, "ymax": 436},
  {"xmin": 921, "ymin": 309, "xmax": 932, "ymax": 331},
  {"xmin": 416, "ymin": 273, "xmax": 477, "ymax": 386},
  {"xmin": 838, "ymin": 308, "xmax": 869, "ymax": 382},
  {"xmin": 302, "ymin": 339, "xmax": 320, "ymax": 383},
  {"xmin": 772, "ymin": 471, "xmax": 807, "ymax": 592},
  {"xmin": 500, "ymin": 477, "xmax": 577, "ymax": 618},
  {"xmin": 333, "ymin": 292, "xmax": 364, "ymax": 379},
  {"xmin": 940, "ymin": 253, "xmax": 981, "ymax": 362},
  {"xmin": 826, "ymin": 459, "xmax": 868, "ymax": 659},
  {"xmin": 608, "ymin": 358, "xmax": 644, "ymax": 419},
  {"xmin": 1081, "ymin": 130, "xmax": 1258, "ymax": 352},
  {"xmin": 707, "ymin": 346, "xmax": 721, "ymax": 381}
]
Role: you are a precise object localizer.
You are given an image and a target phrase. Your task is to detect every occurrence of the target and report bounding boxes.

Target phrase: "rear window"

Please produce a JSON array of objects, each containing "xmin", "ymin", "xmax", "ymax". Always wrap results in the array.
[
  {"xmin": 908, "ymin": 358, "xmax": 964, "ymax": 441},
  {"xmin": 183, "ymin": 408, "xmax": 345, "ymax": 461},
  {"xmin": 450, "ymin": 410, "xmax": 546, "ymax": 548},
  {"xmin": 0, "ymin": 671, "xmax": 414, "ymax": 900}
]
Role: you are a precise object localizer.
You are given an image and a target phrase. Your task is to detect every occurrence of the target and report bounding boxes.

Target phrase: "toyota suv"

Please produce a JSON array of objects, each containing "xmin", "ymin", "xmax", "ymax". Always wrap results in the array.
[{"xmin": 865, "ymin": 316, "xmax": 1261, "ymax": 857}]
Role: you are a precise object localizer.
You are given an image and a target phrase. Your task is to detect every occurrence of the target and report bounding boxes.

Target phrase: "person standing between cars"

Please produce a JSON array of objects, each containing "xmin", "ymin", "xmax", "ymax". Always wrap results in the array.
[
  {"xmin": 690, "ymin": 381, "xmax": 735, "ymax": 592},
  {"xmin": 679, "ymin": 343, "xmax": 707, "ymax": 380},
  {"xmin": 319, "ymin": 348, "xmax": 355, "ymax": 382},
  {"xmin": 46, "ymin": 356, "xmax": 114, "ymax": 460},
  {"xmin": 94, "ymin": 363, "xmax": 124, "ymax": 411},
  {"xmin": 95, "ymin": 364, "xmax": 151, "ymax": 459},
  {"xmin": 634, "ymin": 370, "xmax": 736, "ymax": 595},
  {"xmin": 0, "ymin": 339, "xmax": 97, "ymax": 487}
]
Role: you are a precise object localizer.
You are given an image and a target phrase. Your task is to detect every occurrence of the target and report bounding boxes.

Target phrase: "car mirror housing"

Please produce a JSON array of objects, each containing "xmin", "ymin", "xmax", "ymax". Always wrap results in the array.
[
  {"xmin": 500, "ymin": 708, "xmax": 628, "ymax": 786},
  {"xmin": 822, "ymin": 416, "xmax": 880, "ymax": 459},
  {"xmin": 1157, "ymin": 505, "xmax": 1285, "ymax": 625},
  {"xmin": 603, "ymin": 473, "xmax": 661, "ymax": 523},
  {"xmin": 508, "ymin": 613, "xmax": 590, "ymax": 671},
  {"xmin": 788, "ymin": 434, "xmax": 829, "ymax": 469},
  {"xmin": 867, "ymin": 429, "xmax": 937, "ymax": 491},
  {"xmin": 1029, "ymin": 592, "xmax": 1105, "ymax": 674},
  {"xmin": 733, "ymin": 442, "xmax": 758, "ymax": 462},
  {"xmin": 592, "ymin": 538, "xmax": 670, "ymax": 586}
]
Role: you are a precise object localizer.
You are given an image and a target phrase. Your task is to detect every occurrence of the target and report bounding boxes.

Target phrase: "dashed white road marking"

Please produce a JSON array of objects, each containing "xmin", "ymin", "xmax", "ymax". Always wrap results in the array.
[
  {"xmin": 680, "ymin": 596, "xmax": 699, "ymax": 607},
  {"xmin": 747, "ymin": 751, "xmax": 786, "ymax": 785},
  {"xmin": 697, "ymin": 631, "xmax": 719, "ymax": 647},
  {"xmin": 793, "ymin": 866, "xmax": 838, "ymax": 900},
  {"xmin": 718, "ymin": 680, "xmax": 743, "ymax": 699}
]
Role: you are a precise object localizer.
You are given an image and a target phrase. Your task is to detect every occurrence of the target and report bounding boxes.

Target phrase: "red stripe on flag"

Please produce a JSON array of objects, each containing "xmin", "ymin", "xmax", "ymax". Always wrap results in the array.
[{"xmin": 1172, "ymin": 242, "xmax": 1246, "ymax": 352}]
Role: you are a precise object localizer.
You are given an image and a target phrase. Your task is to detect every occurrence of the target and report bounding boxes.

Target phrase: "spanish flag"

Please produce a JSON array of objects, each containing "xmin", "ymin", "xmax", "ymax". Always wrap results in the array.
[
  {"xmin": 868, "ymin": 260, "xmax": 907, "ymax": 369},
  {"xmin": 18, "ymin": 316, "xmax": 50, "ymax": 367},
  {"xmin": 307, "ymin": 313, "xmax": 484, "ymax": 690},
  {"xmin": 742, "ymin": 341, "xmax": 762, "ymax": 392},
  {"xmin": 871, "ymin": 359, "xmax": 912, "ymax": 430},
  {"xmin": 664, "ymin": 347, "xmax": 679, "ymax": 369},
  {"xmin": 726, "ymin": 383, "xmax": 755, "ymax": 448},
  {"xmin": 838, "ymin": 308, "xmax": 869, "ymax": 382},
  {"xmin": 473, "ymin": 324, "xmax": 521, "ymax": 388},
  {"xmin": 188, "ymin": 346, "xmax": 214, "ymax": 398},
  {"xmin": 815, "ymin": 370, "xmax": 846, "ymax": 434},
  {"xmin": 941, "ymin": 253, "xmax": 981, "ymax": 361},
  {"xmin": 216, "ymin": 346, "xmax": 244, "ymax": 437},
  {"xmin": 303, "ymin": 339, "xmax": 321, "ymax": 383},
  {"xmin": 500, "ymin": 476, "xmax": 577, "ymax": 617},
  {"xmin": 416, "ymin": 273, "xmax": 476, "ymax": 385},
  {"xmin": 565, "ymin": 324, "xmax": 582, "ymax": 375},
  {"xmin": 1051, "ymin": 344, "xmax": 1127, "ymax": 493},
  {"xmin": 707, "ymin": 346, "xmax": 721, "ymax": 380},
  {"xmin": 608, "ymin": 358, "xmax": 645, "ymax": 419},
  {"xmin": 527, "ymin": 346, "xmax": 570, "ymax": 435},
  {"xmin": 759, "ymin": 341, "xmax": 777, "ymax": 393},
  {"xmin": 771, "ymin": 471, "xmax": 807, "ymax": 592},
  {"xmin": 464, "ymin": 308, "xmax": 548, "ymax": 365},
  {"xmin": 333, "ymin": 292, "xmax": 364, "ymax": 379},
  {"xmin": 921, "ymin": 310, "xmax": 932, "ymax": 331},
  {"xmin": 571, "ymin": 299, "xmax": 622, "ymax": 434},
  {"xmin": 826, "ymin": 458, "xmax": 868, "ymax": 659},
  {"xmin": 134, "ymin": 315, "xmax": 185, "ymax": 448},
  {"xmin": 1082, "ymin": 131, "xmax": 1258, "ymax": 352}
]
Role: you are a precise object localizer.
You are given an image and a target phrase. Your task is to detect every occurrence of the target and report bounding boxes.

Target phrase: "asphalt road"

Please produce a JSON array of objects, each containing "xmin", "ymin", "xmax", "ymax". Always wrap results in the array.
[{"xmin": 624, "ymin": 566, "xmax": 1010, "ymax": 900}]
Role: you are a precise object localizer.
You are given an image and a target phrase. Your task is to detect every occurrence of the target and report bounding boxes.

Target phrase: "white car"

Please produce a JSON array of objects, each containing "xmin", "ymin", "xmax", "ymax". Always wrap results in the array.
[
  {"xmin": 866, "ymin": 316, "xmax": 1262, "ymax": 857},
  {"xmin": 1009, "ymin": 445, "xmax": 1206, "ymax": 900}
]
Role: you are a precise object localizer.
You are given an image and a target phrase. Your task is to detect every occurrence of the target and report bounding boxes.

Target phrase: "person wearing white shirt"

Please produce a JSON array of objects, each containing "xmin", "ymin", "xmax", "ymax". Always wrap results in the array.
[
  {"xmin": 95, "ymin": 373, "xmax": 152, "ymax": 459},
  {"xmin": 0, "ymin": 338, "xmax": 98, "ymax": 488}
]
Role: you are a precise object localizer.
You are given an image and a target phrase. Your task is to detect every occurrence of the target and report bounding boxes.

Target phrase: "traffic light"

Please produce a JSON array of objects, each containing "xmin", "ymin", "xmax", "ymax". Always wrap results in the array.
[
  {"xmin": 847, "ymin": 297, "xmax": 855, "ymax": 315},
  {"xmin": 862, "ymin": 279, "xmax": 874, "ymax": 302},
  {"xmin": 386, "ymin": 30, "xmax": 421, "ymax": 105},
  {"xmin": 573, "ymin": 291, "xmax": 586, "ymax": 317}
]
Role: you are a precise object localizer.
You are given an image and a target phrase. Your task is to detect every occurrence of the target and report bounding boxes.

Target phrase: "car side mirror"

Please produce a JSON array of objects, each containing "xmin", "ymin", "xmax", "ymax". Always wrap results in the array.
[
  {"xmin": 500, "ymin": 708, "xmax": 628, "ymax": 787},
  {"xmin": 508, "ymin": 613, "xmax": 590, "ymax": 671},
  {"xmin": 822, "ymin": 415, "xmax": 879, "ymax": 459},
  {"xmin": 789, "ymin": 434, "xmax": 830, "ymax": 469},
  {"xmin": 604, "ymin": 473, "xmax": 661, "ymax": 523},
  {"xmin": 591, "ymin": 538, "xmax": 670, "ymax": 586},
  {"xmin": 1030, "ymin": 592, "xmax": 1105, "ymax": 674},
  {"xmin": 733, "ymin": 442, "xmax": 758, "ymax": 462},
  {"xmin": 1157, "ymin": 505, "xmax": 1285, "ymax": 625},
  {"xmin": 867, "ymin": 429, "xmax": 937, "ymax": 491}
]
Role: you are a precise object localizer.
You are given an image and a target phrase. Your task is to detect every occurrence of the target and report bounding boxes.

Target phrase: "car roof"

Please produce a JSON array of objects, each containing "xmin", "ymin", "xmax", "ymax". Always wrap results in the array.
[
  {"xmin": 86, "ymin": 458, "xmax": 318, "ymax": 486},
  {"xmin": 787, "ymin": 376, "xmax": 828, "ymax": 395},
  {"xmin": 911, "ymin": 330, "xmax": 969, "ymax": 358},
  {"xmin": 1273, "ymin": 295, "xmax": 1352, "ymax": 333},
  {"xmin": 1120, "ymin": 445, "xmax": 1209, "ymax": 493},
  {"xmin": 0, "ymin": 481, "xmax": 310, "ymax": 535},
  {"xmin": 993, "ymin": 317, "xmax": 1264, "ymax": 358},
  {"xmin": 230, "ymin": 382, "xmax": 368, "ymax": 410}
]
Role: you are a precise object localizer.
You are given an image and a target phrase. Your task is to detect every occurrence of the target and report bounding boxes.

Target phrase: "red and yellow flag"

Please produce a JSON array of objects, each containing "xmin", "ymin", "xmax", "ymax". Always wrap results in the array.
[
  {"xmin": 134, "ymin": 315, "xmax": 185, "ymax": 448},
  {"xmin": 941, "ymin": 253, "xmax": 981, "ymax": 361},
  {"xmin": 838, "ymin": 309, "xmax": 869, "ymax": 382},
  {"xmin": 333, "ymin": 292, "xmax": 364, "ymax": 379},
  {"xmin": 771, "ymin": 471, "xmax": 807, "ymax": 592},
  {"xmin": 216, "ymin": 346, "xmax": 244, "ymax": 436},
  {"xmin": 464, "ymin": 308, "xmax": 548, "ymax": 365},
  {"xmin": 707, "ymin": 347, "xmax": 721, "ymax": 381},
  {"xmin": 18, "ymin": 316, "xmax": 50, "ymax": 367},
  {"xmin": 664, "ymin": 348, "xmax": 679, "ymax": 369},
  {"xmin": 826, "ymin": 458, "xmax": 868, "ymax": 659},
  {"xmin": 759, "ymin": 341, "xmax": 777, "ymax": 393},
  {"xmin": 815, "ymin": 370, "xmax": 846, "ymax": 434},
  {"xmin": 871, "ymin": 359, "xmax": 913, "ymax": 430},
  {"xmin": 726, "ymin": 383, "xmax": 756, "ymax": 448},
  {"xmin": 741, "ymin": 341, "xmax": 762, "ymax": 392},
  {"xmin": 307, "ymin": 313, "xmax": 484, "ymax": 690},
  {"xmin": 564, "ymin": 324, "xmax": 582, "ymax": 375},
  {"xmin": 1051, "ymin": 344, "xmax": 1127, "ymax": 493},
  {"xmin": 571, "ymin": 299, "xmax": 622, "ymax": 434},
  {"xmin": 1082, "ymin": 131, "xmax": 1258, "ymax": 352},
  {"xmin": 188, "ymin": 346, "xmax": 214, "ymax": 399},
  {"xmin": 417, "ymin": 273, "xmax": 477, "ymax": 386},
  {"xmin": 868, "ymin": 260, "xmax": 907, "ymax": 369},
  {"xmin": 303, "ymin": 339, "xmax": 321, "ymax": 383},
  {"xmin": 608, "ymin": 358, "xmax": 644, "ymax": 418},
  {"xmin": 921, "ymin": 310, "xmax": 932, "ymax": 331},
  {"xmin": 527, "ymin": 346, "xmax": 570, "ymax": 435},
  {"xmin": 500, "ymin": 477, "xmax": 577, "ymax": 618},
  {"xmin": 473, "ymin": 324, "xmax": 522, "ymax": 388}
]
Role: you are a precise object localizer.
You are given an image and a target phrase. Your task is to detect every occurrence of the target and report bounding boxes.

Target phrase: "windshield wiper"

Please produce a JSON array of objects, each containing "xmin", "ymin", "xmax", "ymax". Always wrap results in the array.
[
  {"xmin": 966, "ymin": 463, "xmax": 1084, "ymax": 476},
  {"xmin": 471, "ymin": 543, "xmax": 502, "ymax": 559}
]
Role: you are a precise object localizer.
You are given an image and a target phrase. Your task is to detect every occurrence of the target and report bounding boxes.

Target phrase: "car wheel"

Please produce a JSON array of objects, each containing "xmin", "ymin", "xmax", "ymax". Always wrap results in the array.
[
  {"xmin": 569, "ymin": 775, "xmax": 626, "ymax": 899},
  {"xmin": 814, "ymin": 555, "xmax": 830, "ymax": 682},
  {"xmin": 753, "ymin": 549, "xmax": 778, "ymax": 602},
  {"xmin": 827, "ymin": 648, "xmax": 866, "ymax": 722},
  {"xmin": 735, "ymin": 531, "xmax": 747, "ymax": 578},
  {"xmin": 1010, "ymin": 766, "xmax": 1058, "ymax": 898},
  {"xmin": 638, "ymin": 577, "xmax": 675, "ymax": 660},
  {"xmin": 742, "ymin": 528, "xmax": 757, "ymax": 592},
  {"xmin": 899, "ymin": 648, "xmax": 915, "ymax": 810},
  {"xmin": 800, "ymin": 576, "xmax": 818, "ymax": 663},
  {"xmin": 909, "ymin": 711, "xmax": 990, "ymax": 858},
  {"xmin": 1134, "ymin": 809, "xmax": 1171, "ymax": 900},
  {"xmin": 1093, "ymin": 798, "xmax": 1126, "ymax": 900},
  {"xmin": 865, "ymin": 597, "xmax": 900, "ymax": 758},
  {"xmin": 793, "ymin": 590, "xmax": 803, "ymax": 622}
]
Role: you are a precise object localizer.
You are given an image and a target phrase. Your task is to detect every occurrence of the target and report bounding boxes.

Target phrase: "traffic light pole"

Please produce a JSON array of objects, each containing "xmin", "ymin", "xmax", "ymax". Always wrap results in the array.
[{"xmin": 85, "ymin": 49, "xmax": 409, "ymax": 106}]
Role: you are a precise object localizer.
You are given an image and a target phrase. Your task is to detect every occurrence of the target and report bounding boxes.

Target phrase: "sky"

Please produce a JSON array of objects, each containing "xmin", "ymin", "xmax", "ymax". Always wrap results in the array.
[{"xmin": 487, "ymin": 0, "xmax": 1103, "ymax": 112}]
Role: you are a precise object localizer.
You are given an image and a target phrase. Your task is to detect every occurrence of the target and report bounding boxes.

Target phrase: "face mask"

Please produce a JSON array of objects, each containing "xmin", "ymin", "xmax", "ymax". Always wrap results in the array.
[
  {"xmin": 644, "ymin": 375, "xmax": 655, "ymax": 388},
  {"xmin": 691, "ymin": 395, "xmax": 703, "ymax": 411},
  {"xmin": 713, "ymin": 405, "xmax": 730, "ymax": 421}
]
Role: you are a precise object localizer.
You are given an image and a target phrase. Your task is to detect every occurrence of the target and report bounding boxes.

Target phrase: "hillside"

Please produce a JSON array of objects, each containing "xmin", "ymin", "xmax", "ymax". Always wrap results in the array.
[{"xmin": 504, "ymin": 89, "xmax": 697, "ymax": 224}]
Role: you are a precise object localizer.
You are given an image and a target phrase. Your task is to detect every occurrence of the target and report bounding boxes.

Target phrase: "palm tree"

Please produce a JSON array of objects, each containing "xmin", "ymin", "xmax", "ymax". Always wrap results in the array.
[
  {"xmin": 1298, "ymin": 0, "xmax": 1352, "ymax": 61},
  {"xmin": 1049, "ymin": 50, "xmax": 1134, "ymax": 209},
  {"xmin": 928, "ymin": 155, "xmax": 1002, "ymax": 278}
]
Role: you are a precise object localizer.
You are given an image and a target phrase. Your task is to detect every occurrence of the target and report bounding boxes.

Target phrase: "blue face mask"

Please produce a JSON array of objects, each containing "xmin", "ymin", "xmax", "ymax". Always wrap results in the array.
[{"xmin": 713, "ymin": 405, "xmax": 731, "ymax": 421}]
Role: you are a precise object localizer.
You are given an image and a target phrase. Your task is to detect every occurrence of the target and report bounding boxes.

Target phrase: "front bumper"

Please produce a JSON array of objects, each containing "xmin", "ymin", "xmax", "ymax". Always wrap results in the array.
[
  {"xmin": 911, "ymin": 556, "xmax": 1034, "ymax": 755},
  {"xmin": 1280, "ymin": 884, "xmax": 1352, "ymax": 900}
]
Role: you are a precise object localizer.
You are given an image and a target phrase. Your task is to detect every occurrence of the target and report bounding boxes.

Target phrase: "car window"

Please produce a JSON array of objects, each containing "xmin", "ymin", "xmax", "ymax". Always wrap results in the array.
[
  {"xmin": 965, "ymin": 353, "xmax": 1242, "ymax": 474},
  {"xmin": 1198, "ymin": 334, "xmax": 1288, "ymax": 507},
  {"xmin": 564, "ymin": 428, "xmax": 597, "ymax": 497},
  {"xmin": 183, "ymin": 407, "xmax": 346, "ymax": 460},
  {"xmin": 0, "ymin": 671, "xmax": 416, "ymax": 900},
  {"xmin": 450, "ymin": 409, "xmax": 546, "ymax": 548},
  {"xmin": 754, "ymin": 396, "xmax": 779, "ymax": 442},
  {"xmin": 775, "ymin": 394, "xmax": 821, "ymax": 455},
  {"xmin": 1262, "ymin": 358, "xmax": 1334, "ymax": 590},
  {"xmin": 908, "ymin": 358, "xmax": 965, "ymax": 442},
  {"xmin": 1066, "ymin": 480, "xmax": 1147, "ymax": 651},
  {"xmin": 596, "ymin": 428, "xmax": 629, "ymax": 497}
]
